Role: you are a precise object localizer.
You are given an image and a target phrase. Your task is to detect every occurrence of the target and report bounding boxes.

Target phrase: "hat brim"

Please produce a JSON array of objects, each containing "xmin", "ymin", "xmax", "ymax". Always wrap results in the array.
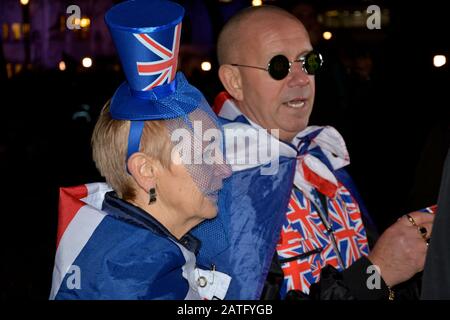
[{"xmin": 110, "ymin": 72, "xmax": 202, "ymax": 120}]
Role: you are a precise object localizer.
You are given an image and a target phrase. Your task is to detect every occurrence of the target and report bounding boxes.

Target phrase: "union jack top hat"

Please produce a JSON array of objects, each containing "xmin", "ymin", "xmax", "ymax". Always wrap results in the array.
[
  {"xmin": 105, "ymin": 0, "xmax": 208, "ymax": 161},
  {"xmin": 105, "ymin": 0, "xmax": 202, "ymax": 120}
]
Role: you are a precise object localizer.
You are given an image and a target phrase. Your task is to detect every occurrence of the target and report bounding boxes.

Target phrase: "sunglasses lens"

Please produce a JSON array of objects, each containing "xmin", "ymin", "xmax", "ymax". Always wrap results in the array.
[
  {"xmin": 268, "ymin": 55, "xmax": 290, "ymax": 80},
  {"xmin": 303, "ymin": 51, "xmax": 323, "ymax": 75}
]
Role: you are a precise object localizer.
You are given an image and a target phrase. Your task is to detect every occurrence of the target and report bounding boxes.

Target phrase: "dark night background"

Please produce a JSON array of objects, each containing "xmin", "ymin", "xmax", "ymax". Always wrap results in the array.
[{"xmin": 0, "ymin": 0, "xmax": 449, "ymax": 300}]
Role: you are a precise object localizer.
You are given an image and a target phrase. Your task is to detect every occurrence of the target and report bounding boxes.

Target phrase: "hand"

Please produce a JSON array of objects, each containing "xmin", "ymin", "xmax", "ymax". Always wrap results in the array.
[{"xmin": 367, "ymin": 211, "xmax": 434, "ymax": 287}]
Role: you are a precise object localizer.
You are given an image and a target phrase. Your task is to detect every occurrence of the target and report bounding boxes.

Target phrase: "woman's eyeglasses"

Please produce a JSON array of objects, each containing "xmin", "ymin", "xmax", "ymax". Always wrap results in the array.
[{"xmin": 230, "ymin": 51, "xmax": 323, "ymax": 80}]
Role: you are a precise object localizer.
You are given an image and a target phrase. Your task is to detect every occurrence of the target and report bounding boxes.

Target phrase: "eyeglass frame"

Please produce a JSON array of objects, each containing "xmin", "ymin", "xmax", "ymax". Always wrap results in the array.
[{"xmin": 229, "ymin": 50, "xmax": 323, "ymax": 80}]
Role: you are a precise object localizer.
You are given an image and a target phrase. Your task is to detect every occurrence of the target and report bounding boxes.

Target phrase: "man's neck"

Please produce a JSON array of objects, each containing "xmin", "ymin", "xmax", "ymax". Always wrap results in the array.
[{"xmin": 234, "ymin": 100, "xmax": 297, "ymax": 143}]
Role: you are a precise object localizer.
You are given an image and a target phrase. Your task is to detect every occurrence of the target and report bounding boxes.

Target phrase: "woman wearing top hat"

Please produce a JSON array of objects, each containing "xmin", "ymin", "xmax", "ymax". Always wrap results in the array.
[{"xmin": 50, "ymin": 0, "xmax": 232, "ymax": 300}]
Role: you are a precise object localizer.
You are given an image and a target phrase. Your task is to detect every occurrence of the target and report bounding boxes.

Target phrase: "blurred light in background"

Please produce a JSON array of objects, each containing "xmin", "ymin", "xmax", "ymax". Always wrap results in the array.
[
  {"xmin": 2, "ymin": 23, "xmax": 8, "ymax": 40},
  {"xmin": 11, "ymin": 23, "xmax": 21, "ymax": 40},
  {"xmin": 201, "ymin": 61, "xmax": 212, "ymax": 72},
  {"xmin": 71, "ymin": 17, "xmax": 90, "ymax": 29},
  {"xmin": 80, "ymin": 18, "xmax": 91, "ymax": 28},
  {"xmin": 433, "ymin": 55, "xmax": 446, "ymax": 68},
  {"xmin": 252, "ymin": 0, "xmax": 262, "ymax": 7},
  {"xmin": 6, "ymin": 63, "xmax": 13, "ymax": 79},
  {"xmin": 73, "ymin": 18, "xmax": 81, "ymax": 27},
  {"xmin": 22, "ymin": 23, "xmax": 30, "ymax": 36},
  {"xmin": 20, "ymin": 0, "xmax": 29, "ymax": 6},
  {"xmin": 82, "ymin": 57, "xmax": 92, "ymax": 68},
  {"xmin": 325, "ymin": 10, "xmax": 339, "ymax": 17},
  {"xmin": 59, "ymin": 61, "xmax": 66, "ymax": 71},
  {"xmin": 323, "ymin": 31, "xmax": 333, "ymax": 40},
  {"xmin": 14, "ymin": 64, "xmax": 22, "ymax": 74}
]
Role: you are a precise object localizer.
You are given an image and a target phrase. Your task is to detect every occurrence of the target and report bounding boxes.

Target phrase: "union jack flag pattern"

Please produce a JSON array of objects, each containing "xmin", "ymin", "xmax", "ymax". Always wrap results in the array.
[
  {"xmin": 134, "ymin": 22, "xmax": 181, "ymax": 91},
  {"xmin": 277, "ymin": 183, "xmax": 369, "ymax": 295}
]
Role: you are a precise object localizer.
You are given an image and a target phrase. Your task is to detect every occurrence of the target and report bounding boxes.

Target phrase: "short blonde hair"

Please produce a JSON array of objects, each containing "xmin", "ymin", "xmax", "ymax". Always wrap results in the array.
[{"xmin": 91, "ymin": 101, "xmax": 172, "ymax": 201}]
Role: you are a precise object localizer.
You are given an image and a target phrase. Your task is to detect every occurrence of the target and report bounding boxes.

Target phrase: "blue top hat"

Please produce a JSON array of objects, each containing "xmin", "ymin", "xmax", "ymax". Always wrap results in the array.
[
  {"xmin": 105, "ymin": 0, "xmax": 205, "ymax": 161},
  {"xmin": 105, "ymin": 0, "xmax": 202, "ymax": 120}
]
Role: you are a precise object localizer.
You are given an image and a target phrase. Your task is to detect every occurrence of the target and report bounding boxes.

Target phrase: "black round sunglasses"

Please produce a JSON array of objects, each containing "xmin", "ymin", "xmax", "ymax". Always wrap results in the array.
[{"xmin": 231, "ymin": 51, "xmax": 323, "ymax": 80}]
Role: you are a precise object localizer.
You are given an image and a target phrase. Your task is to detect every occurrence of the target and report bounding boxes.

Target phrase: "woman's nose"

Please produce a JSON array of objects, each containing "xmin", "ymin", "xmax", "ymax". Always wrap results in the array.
[{"xmin": 216, "ymin": 162, "xmax": 232, "ymax": 180}]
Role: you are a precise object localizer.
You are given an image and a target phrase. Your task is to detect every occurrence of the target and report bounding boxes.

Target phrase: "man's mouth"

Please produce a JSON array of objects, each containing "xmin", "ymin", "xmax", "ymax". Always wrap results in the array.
[{"xmin": 284, "ymin": 98, "xmax": 307, "ymax": 109}]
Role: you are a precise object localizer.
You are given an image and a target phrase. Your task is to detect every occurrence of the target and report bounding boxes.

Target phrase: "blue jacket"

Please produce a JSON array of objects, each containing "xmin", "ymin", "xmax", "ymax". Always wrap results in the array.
[{"xmin": 54, "ymin": 191, "xmax": 203, "ymax": 300}]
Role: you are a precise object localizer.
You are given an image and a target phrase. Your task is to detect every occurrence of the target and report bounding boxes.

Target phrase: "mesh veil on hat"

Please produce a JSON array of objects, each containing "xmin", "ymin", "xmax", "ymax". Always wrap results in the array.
[{"xmin": 104, "ymin": 0, "xmax": 231, "ymax": 199}]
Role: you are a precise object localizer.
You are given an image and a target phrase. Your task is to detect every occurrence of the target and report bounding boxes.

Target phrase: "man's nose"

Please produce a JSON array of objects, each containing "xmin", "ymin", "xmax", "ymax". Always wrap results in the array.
[{"xmin": 287, "ymin": 61, "xmax": 310, "ymax": 87}]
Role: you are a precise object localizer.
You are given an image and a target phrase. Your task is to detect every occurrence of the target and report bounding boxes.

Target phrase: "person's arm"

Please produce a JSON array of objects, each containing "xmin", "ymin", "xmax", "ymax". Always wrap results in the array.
[
  {"xmin": 367, "ymin": 211, "xmax": 433, "ymax": 288},
  {"xmin": 285, "ymin": 211, "xmax": 433, "ymax": 300}
]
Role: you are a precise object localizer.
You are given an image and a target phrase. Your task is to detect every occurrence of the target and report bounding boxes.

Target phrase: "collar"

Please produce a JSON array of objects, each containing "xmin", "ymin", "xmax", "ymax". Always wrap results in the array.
[
  {"xmin": 214, "ymin": 91, "xmax": 351, "ymax": 199},
  {"xmin": 102, "ymin": 191, "xmax": 201, "ymax": 254}
]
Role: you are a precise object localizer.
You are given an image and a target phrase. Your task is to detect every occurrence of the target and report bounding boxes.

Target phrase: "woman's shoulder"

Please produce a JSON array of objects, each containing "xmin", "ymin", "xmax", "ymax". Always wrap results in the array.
[
  {"xmin": 54, "ymin": 215, "xmax": 188, "ymax": 299},
  {"xmin": 91, "ymin": 213, "xmax": 184, "ymax": 263}
]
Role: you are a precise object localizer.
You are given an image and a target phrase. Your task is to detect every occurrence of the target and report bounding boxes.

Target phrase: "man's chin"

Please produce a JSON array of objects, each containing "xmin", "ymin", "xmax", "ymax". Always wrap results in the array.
[{"xmin": 277, "ymin": 121, "xmax": 309, "ymax": 142}]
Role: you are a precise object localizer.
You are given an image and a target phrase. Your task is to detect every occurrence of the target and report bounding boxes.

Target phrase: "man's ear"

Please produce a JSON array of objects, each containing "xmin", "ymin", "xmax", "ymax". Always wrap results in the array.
[
  {"xmin": 218, "ymin": 65, "xmax": 243, "ymax": 101},
  {"xmin": 127, "ymin": 152, "xmax": 158, "ymax": 192}
]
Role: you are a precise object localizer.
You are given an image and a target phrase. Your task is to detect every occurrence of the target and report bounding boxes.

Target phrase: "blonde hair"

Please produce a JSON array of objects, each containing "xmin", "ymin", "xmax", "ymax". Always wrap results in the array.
[{"xmin": 91, "ymin": 101, "xmax": 172, "ymax": 201}]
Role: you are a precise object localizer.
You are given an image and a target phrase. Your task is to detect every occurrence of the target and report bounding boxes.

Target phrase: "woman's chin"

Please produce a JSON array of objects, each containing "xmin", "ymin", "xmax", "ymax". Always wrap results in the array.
[{"xmin": 202, "ymin": 199, "xmax": 218, "ymax": 219}]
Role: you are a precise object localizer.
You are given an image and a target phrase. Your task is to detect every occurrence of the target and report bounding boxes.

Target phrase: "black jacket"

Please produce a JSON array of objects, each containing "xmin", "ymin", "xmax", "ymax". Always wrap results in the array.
[{"xmin": 421, "ymin": 147, "xmax": 450, "ymax": 299}]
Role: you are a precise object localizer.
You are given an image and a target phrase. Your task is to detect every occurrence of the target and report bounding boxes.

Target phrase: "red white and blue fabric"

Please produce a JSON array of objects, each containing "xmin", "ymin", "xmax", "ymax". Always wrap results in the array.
[
  {"xmin": 50, "ymin": 183, "xmax": 109, "ymax": 299},
  {"xmin": 50, "ymin": 93, "xmax": 297, "ymax": 299},
  {"xmin": 278, "ymin": 184, "xmax": 369, "ymax": 294},
  {"xmin": 134, "ymin": 22, "xmax": 181, "ymax": 91},
  {"xmin": 50, "ymin": 183, "xmax": 231, "ymax": 300},
  {"xmin": 213, "ymin": 91, "xmax": 370, "ymax": 297},
  {"xmin": 277, "ymin": 125, "xmax": 370, "ymax": 295}
]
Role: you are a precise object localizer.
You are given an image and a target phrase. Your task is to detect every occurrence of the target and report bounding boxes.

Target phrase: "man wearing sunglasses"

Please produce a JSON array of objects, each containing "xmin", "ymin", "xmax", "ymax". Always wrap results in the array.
[{"xmin": 213, "ymin": 5, "xmax": 433, "ymax": 300}]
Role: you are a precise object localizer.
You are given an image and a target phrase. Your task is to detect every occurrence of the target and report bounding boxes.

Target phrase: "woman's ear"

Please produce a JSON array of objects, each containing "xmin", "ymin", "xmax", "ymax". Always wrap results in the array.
[
  {"xmin": 218, "ymin": 65, "xmax": 243, "ymax": 101},
  {"xmin": 127, "ymin": 152, "xmax": 158, "ymax": 191}
]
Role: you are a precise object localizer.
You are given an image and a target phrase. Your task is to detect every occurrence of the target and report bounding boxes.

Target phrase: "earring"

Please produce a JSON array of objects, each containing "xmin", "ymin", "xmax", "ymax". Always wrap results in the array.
[{"xmin": 148, "ymin": 187, "xmax": 157, "ymax": 204}]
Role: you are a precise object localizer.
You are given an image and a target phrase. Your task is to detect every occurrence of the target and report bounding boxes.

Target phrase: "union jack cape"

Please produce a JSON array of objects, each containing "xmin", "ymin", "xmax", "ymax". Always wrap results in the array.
[
  {"xmin": 50, "ymin": 184, "xmax": 232, "ymax": 300},
  {"xmin": 207, "ymin": 92, "xmax": 377, "ymax": 298}
]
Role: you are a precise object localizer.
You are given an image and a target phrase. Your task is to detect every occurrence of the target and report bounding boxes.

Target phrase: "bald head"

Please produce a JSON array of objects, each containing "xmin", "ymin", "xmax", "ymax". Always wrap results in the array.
[
  {"xmin": 217, "ymin": 5, "xmax": 307, "ymax": 65},
  {"xmin": 217, "ymin": 5, "xmax": 316, "ymax": 142}
]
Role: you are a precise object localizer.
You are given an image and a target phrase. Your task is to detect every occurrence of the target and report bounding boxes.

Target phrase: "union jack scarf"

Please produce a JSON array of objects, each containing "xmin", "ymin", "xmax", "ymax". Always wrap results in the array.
[{"xmin": 214, "ymin": 92, "xmax": 370, "ymax": 296}]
